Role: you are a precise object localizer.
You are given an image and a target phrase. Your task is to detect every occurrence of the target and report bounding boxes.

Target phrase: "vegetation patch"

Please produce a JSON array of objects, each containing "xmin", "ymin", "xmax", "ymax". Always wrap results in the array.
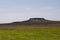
[{"xmin": 0, "ymin": 28, "xmax": 60, "ymax": 40}]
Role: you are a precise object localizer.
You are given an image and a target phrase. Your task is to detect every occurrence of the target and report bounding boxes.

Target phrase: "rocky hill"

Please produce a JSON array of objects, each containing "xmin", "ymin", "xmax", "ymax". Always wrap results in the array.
[
  {"xmin": 0, "ymin": 18, "xmax": 60, "ymax": 25},
  {"xmin": 8, "ymin": 18, "xmax": 60, "ymax": 25}
]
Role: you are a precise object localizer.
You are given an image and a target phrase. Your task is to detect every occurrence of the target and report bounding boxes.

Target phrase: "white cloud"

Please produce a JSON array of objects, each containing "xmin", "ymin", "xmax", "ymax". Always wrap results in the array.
[
  {"xmin": 25, "ymin": 8, "xmax": 32, "ymax": 11},
  {"xmin": 40, "ymin": 6, "xmax": 54, "ymax": 10}
]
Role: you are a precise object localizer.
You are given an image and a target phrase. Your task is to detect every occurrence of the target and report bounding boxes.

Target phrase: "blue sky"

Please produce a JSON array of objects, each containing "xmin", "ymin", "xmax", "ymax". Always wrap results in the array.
[{"xmin": 0, "ymin": 0, "xmax": 60, "ymax": 23}]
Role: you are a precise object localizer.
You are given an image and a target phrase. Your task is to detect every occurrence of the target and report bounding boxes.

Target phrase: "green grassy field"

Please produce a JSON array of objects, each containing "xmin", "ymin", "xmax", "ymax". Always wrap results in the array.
[{"xmin": 0, "ymin": 28, "xmax": 60, "ymax": 40}]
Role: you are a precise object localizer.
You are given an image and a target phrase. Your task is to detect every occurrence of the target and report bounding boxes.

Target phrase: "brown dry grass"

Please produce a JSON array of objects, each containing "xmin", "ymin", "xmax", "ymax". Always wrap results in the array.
[{"xmin": 0, "ymin": 24, "xmax": 60, "ymax": 29}]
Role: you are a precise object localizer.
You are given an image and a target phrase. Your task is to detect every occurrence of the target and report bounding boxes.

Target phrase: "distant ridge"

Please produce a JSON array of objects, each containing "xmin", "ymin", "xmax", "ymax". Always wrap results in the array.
[
  {"xmin": 0, "ymin": 18, "xmax": 60, "ymax": 30},
  {"xmin": 0, "ymin": 18, "xmax": 60, "ymax": 25},
  {"xmin": 9, "ymin": 18, "xmax": 60, "ymax": 25}
]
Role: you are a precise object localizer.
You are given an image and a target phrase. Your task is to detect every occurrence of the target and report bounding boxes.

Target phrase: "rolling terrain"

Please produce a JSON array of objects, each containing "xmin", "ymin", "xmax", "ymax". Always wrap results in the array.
[
  {"xmin": 0, "ymin": 18, "xmax": 60, "ymax": 29},
  {"xmin": 0, "ymin": 18, "xmax": 60, "ymax": 40}
]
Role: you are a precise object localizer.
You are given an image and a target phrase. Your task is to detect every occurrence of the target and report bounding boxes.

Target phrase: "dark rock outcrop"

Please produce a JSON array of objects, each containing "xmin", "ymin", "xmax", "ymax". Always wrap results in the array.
[{"xmin": 28, "ymin": 18, "xmax": 46, "ymax": 22}]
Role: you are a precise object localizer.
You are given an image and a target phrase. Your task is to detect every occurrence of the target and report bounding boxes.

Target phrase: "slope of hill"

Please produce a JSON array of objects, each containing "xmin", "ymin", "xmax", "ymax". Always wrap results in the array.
[
  {"xmin": 0, "ymin": 18, "xmax": 60, "ymax": 29},
  {"xmin": 10, "ymin": 18, "xmax": 60, "ymax": 25},
  {"xmin": 0, "ymin": 18, "xmax": 60, "ymax": 25}
]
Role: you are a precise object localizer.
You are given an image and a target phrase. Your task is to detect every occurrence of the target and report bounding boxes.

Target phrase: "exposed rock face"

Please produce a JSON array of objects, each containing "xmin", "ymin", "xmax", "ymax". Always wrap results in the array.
[
  {"xmin": 28, "ymin": 18, "xmax": 46, "ymax": 22},
  {"xmin": 11, "ymin": 18, "xmax": 47, "ymax": 25}
]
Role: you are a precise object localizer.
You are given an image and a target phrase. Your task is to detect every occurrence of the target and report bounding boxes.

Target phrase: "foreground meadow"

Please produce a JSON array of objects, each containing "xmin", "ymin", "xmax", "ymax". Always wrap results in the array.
[{"xmin": 0, "ymin": 27, "xmax": 60, "ymax": 40}]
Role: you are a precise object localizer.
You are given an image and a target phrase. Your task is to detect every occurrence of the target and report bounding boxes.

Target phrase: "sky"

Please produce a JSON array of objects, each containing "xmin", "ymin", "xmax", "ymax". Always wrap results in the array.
[{"xmin": 0, "ymin": 0, "xmax": 60, "ymax": 23}]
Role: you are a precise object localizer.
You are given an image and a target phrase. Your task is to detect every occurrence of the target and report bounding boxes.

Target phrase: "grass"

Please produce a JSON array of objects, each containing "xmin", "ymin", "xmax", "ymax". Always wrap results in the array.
[{"xmin": 0, "ymin": 27, "xmax": 60, "ymax": 40}]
